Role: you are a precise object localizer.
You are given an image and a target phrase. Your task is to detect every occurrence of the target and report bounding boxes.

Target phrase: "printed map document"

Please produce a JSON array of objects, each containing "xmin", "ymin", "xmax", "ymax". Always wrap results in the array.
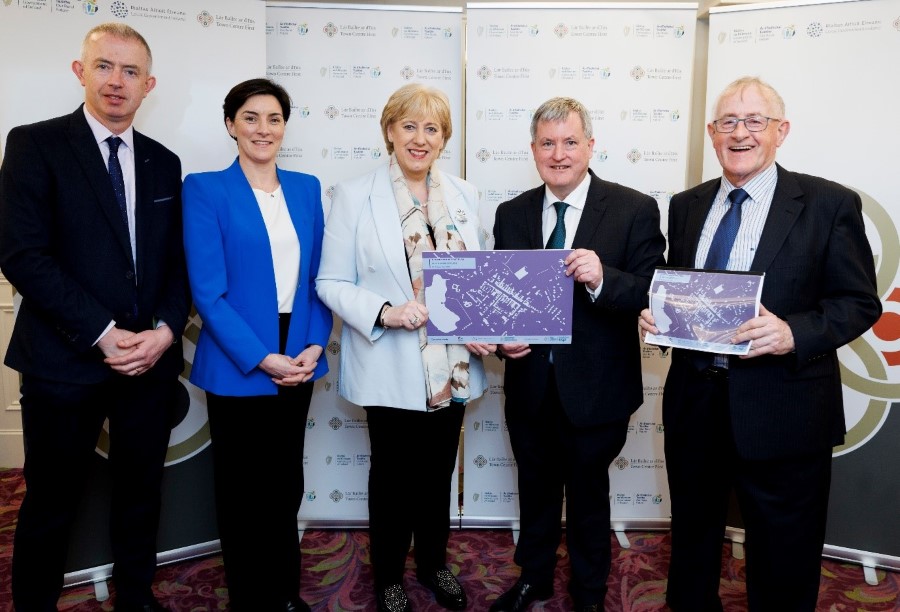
[
  {"xmin": 644, "ymin": 267, "xmax": 764, "ymax": 355},
  {"xmin": 422, "ymin": 250, "xmax": 573, "ymax": 344}
]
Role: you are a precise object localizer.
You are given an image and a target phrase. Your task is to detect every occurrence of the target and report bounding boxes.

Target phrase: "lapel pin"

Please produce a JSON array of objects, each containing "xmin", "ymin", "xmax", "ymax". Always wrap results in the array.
[{"xmin": 455, "ymin": 208, "xmax": 468, "ymax": 224}]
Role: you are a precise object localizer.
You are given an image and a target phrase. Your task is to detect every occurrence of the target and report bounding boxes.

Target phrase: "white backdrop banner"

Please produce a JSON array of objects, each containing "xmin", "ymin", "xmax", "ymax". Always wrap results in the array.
[
  {"xmin": 265, "ymin": 2, "xmax": 465, "ymax": 523},
  {"xmin": 707, "ymin": 0, "xmax": 900, "ymax": 565},
  {"xmin": 463, "ymin": 2, "xmax": 698, "ymax": 526}
]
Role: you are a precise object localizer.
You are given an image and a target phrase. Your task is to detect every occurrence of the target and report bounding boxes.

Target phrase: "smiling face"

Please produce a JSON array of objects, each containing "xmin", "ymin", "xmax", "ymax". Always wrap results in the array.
[
  {"xmin": 531, "ymin": 111, "xmax": 595, "ymax": 201},
  {"xmin": 386, "ymin": 115, "xmax": 445, "ymax": 182},
  {"xmin": 225, "ymin": 94, "xmax": 286, "ymax": 167},
  {"xmin": 71, "ymin": 32, "xmax": 156, "ymax": 133},
  {"xmin": 708, "ymin": 84, "xmax": 790, "ymax": 187}
]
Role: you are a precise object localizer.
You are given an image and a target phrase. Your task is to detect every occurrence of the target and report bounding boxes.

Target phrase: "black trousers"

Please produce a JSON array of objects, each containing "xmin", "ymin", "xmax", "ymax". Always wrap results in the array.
[
  {"xmin": 206, "ymin": 313, "xmax": 314, "ymax": 611},
  {"xmin": 664, "ymin": 361, "xmax": 832, "ymax": 612},
  {"xmin": 364, "ymin": 403, "xmax": 465, "ymax": 590},
  {"xmin": 12, "ymin": 373, "xmax": 175, "ymax": 611},
  {"xmin": 504, "ymin": 367, "xmax": 628, "ymax": 608}
]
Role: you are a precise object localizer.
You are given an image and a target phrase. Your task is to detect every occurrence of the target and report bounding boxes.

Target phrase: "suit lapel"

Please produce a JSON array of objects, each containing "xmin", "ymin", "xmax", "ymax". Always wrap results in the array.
[
  {"xmin": 278, "ymin": 167, "xmax": 314, "ymax": 293},
  {"xmin": 442, "ymin": 177, "xmax": 481, "ymax": 249},
  {"xmin": 683, "ymin": 180, "xmax": 720, "ymax": 267},
  {"xmin": 571, "ymin": 174, "xmax": 609, "ymax": 248},
  {"xmin": 370, "ymin": 166, "xmax": 415, "ymax": 300},
  {"xmin": 750, "ymin": 165, "xmax": 804, "ymax": 272},
  {"xmin": 134, "ymin": 130, "xmax": 153, "ymax": 282},
  {"xmin": 67, "ymin": 109, "xmax": 133, "ymax": 262},
  {"xmin": 523, "ymin": 187, "xmax": 545, "ymax": 249}
]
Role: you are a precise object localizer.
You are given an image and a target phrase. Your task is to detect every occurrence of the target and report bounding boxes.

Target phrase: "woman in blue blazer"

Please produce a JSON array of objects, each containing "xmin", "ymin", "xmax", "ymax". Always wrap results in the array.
[
  {"xmin": 183, "ymin": 79, "xmax": 332, "ymax": 612},
  {"xmin": 316, "ymin": 84, "xmax": 493, "ymax": 612}
]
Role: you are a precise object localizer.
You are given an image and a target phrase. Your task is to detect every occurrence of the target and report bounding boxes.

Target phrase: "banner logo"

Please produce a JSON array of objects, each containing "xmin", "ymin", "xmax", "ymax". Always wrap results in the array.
[
  {"xmin": 323, "ymin": 22, "xmax": 337, "ymax": 38},
  {"xmin": 324, "ymin": 105, "xmax": 339, "ymax": 120},
  {"xmin": 473, "ymin": 454, "xmax": 488, "ymax": 468},
  {"xmin": 477, "ymin": 65, "xmax": 492, "ymax": 80},
  {"xmin": 893, "ymin": 17, "xmax": 900, "ymax": 31},
  {"xmin": 807, "ymin": 22, "xmax": 823, "ymax": 37},
  {"xmin": 595, "ymin": 150, "xmax": 608, "ymax": 162},
  {"xmin": 306, "ymin": 418, "xmax": 315, "ymax": 430},
  {"xmin": 783, "ymin": 25, "xmax": 796, "ymax": 38},
  {"xmin": 473, "ymin": 493, "xmax": 480, "ymax": 502},
  {"xmin": 329, "ymin": 416, "xmax": 344, "ymax": 430},
  {"xmin": 624, "ymin": 26, "xmax": 631, "ymax": 37},
  {"xmin": 718, "ymin": 32, "xmax": 727, "ymax": 44},
  {"xmin": 630, "ymin": 66, "xmax": 645, "ymax": 81},
  {"xmin": 325, "ymin": 456, "xmax": 333, "ymax": 465},
  {"xmin": 400, "ymin": 66, "xmax": 415, "ymax": 80},
  {"xmin": 305, "ymin": 490, "xmax": 316, "ymax": 502},
  {"xmin": 530, "ymin": 25, "xmax": 539, "ymax": 36},
  {"xmin": 329, "ymin": 489, "xmax": 344, "ymax": 503},
  {"xmin": 473, "ymin": 421, "xmax": 481, "ymax": 431},
  {"xmin": 554, "ymin": 23, "xmax": 569, "ymax": 38},
  {"xmin": 392, "ymin": 27, "xmax": 399, "ymax": 38},
  {"xmin": 197, "ymin": 11, "xmax": 213, "ymax": 27},
  {"xmin": 83, "ymin": 0, "xmax": 99, "ymax": 16},
  {"xmin": 674, "ymin": 25, "xmax": 685, "ymax": 38},
  {"xmin": 614, "ymin": 456, "xmax": 629, "ymax": 470},
  {"xmin": 476, "ymin": 148, "xmax": 491, "ymax": 162},
  {"xmin": 835, "ymin": 188, "xmax": 900, "ymax": 455},
  {"xmin": 626, "ymin": 149, "xmax": 642, "ymax": 164},
  {"xmin": 110, "ymin": 1, "xmax": 127, "ymax": 18},
  {"xmin": 298, "ymin": 23, "xmax": 308, "ymax": 35}
]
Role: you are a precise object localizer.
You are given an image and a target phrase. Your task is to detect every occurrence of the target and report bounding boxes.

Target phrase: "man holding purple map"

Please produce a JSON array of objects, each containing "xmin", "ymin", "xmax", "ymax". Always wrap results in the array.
[
  {"xmin": 639, "ymin": 77, "xmax": 881, "ymax": 610},
  {"xmin": 489, "ymin": 97, "xmax": 665, "ymax": 612}
]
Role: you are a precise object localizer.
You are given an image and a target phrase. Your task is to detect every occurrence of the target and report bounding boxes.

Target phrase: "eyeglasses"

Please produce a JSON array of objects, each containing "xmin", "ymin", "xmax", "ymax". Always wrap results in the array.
[{"xmin": 712, "ymin": 115, "xmax": 780, "ymax": 133}]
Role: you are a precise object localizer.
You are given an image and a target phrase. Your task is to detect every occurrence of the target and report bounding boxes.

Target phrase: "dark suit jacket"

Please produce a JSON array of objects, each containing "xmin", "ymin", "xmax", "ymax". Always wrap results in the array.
[
  {"xmin": 493, "ymin": 171, "xmax": 666, "ymax": 427},
  {"xmin": 664, "ymin": 165, "xmax": 881, "ymax": 460},
  {"xmin": 0, "ymin": 106, "xmax": 190, "ymax": 384}
]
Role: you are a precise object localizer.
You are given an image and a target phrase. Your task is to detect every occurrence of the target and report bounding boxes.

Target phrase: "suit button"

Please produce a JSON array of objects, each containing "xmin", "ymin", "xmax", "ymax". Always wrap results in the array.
[{"xmin": 125, "ymin": 271, "xmax": 134, "ymax": 280}]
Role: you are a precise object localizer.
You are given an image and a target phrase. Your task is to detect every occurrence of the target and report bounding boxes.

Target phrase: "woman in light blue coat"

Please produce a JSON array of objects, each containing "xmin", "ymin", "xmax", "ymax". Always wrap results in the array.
[
  {"xmin": 183, "ymin": 78, "xmax": 331, "ymax": 612},
  {"xmin": 316, "ymin": 84, "xmax": 493, "ymax": 612}
]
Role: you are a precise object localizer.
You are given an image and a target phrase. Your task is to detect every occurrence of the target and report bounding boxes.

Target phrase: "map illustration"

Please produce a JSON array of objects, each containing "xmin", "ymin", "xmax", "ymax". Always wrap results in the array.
[
  {"xmin": 422, "ymin": 250, "xmax": 574, "ymax": 344},
  {"xmin": 644, "ymin": 268, "xmax": 764, "ymax": 354}
]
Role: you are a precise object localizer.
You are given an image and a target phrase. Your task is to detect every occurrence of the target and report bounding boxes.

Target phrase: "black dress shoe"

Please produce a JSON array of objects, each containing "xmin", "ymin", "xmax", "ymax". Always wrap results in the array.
[
  {"xmin": 489, "ymin": 579, "xmax": 553, "ymax": 612},
  {"xmin": 417, "ymin": 567, "xmax": 467, "ymax": 610},
  {"xmin": 377, "ymin": 583, "xmax": 413, "ymax": 612},
  {"xmin": 285, "ymin": 598, "xmax": 313, "ymax": 612}
]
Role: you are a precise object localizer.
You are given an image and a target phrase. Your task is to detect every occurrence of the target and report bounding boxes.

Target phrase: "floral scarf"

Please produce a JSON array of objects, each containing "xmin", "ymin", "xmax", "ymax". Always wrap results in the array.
[{"xmin": 389, "ymin": 154, "xmax": 471, "ymax": 410}]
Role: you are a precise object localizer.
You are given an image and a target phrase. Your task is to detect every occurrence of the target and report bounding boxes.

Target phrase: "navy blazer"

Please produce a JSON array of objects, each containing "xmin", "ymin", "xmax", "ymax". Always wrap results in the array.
[
  {"xmin": 0, "ymin": 106, "xmax": 189, "ymax": 383},
  {"xmin": 183, "ymin": 159, "xmax": 332, "ymax": 396},
  {"xmin": 664, "ymin": 165, "xmax": 882, "ymax": 459},
  {"xmin": 493, "ymin": 171, "xmax": 666, "ymax": 427}
]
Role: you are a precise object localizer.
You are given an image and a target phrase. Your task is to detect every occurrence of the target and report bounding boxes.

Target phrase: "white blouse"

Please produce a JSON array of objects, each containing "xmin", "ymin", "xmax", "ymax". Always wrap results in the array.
[{"xmin": 252, "ymin": 186, "xmax": 301, "ymax": 313}]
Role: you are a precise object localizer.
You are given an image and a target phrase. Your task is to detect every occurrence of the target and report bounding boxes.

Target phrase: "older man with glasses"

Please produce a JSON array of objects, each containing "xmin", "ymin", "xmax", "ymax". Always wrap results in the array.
[{"xmin": 640, "ymin": 76, "xmax": 881, "ymax": 611}]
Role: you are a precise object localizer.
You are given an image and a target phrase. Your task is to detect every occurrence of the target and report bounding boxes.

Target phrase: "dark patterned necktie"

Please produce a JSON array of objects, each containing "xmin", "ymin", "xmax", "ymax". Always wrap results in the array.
[
  {"xmin": 106, "ymin": 136, "xmax": 129, "ymax": 231},
  {"xmin": 545, "ymin": 201, "xmax": 569, "ymax": 249},
  {"xmin": 704, "ymin": 188, "xmax": 749, "ymax": 270}
]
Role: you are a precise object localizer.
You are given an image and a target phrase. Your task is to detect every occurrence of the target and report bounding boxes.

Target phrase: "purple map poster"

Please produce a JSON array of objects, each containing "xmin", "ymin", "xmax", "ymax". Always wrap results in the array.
[
  {"xmin": 422, "ymin": 250, "xmax": 574, "ymax": 344},
  {"xmin": 644, "ymin": 267, "xmax": 764, "ymax": 354}
]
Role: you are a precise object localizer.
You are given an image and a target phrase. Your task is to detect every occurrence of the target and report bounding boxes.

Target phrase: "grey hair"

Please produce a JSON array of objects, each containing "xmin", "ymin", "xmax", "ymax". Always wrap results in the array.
[
  {"xmin": 81, "ymin": 22, "xmax": 153, "ymax": 74},
  {"xmin": 530, "ymin": 97, "xmax": 593, "ymax": 142},
  {"xmin": 712, "ymin": 76, "xmax": 785, "ymax": 120}
]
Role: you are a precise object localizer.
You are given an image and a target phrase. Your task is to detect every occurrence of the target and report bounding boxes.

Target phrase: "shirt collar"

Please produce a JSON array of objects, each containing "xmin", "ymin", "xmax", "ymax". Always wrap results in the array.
[
  {"xmin": 82, "ymin": 105, "xmax": 135, "ymax": 151},
  {"xmin": 543, "ymin": 172, "xmax": 592, "ymax": 212},
  {"xmin": 720, "ymin": 162, "xmax": 777, "ymax": 204}
]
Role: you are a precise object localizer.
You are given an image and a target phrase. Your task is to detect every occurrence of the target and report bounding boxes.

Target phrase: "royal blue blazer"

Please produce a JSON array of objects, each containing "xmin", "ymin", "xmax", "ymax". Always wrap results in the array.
[{"xmin": 183, "ymin": 158, "xmax": 332, "ymax": 396}]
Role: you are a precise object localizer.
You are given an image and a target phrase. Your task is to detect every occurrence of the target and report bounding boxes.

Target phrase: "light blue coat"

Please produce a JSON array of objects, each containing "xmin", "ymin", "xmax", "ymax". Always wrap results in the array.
[
  {"xmin": 316, "ymin": 164, "xmax": 487, "ymax": 411},
  {"xmin": 183, "ymin": 159, "xmax": 332, "ymax": 396}
]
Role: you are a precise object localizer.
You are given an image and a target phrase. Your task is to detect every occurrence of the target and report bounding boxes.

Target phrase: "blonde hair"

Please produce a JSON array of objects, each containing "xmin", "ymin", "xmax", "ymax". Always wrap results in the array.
[{"xmin": 380, "ymin": 84, "xmax": 452, "ymax": 154}]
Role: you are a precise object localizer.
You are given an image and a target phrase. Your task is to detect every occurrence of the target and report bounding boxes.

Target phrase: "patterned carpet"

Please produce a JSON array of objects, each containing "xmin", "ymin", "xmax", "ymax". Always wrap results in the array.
[{"xmin": 1, "ymin": 468, "xmax": 898, "ymax": 611}]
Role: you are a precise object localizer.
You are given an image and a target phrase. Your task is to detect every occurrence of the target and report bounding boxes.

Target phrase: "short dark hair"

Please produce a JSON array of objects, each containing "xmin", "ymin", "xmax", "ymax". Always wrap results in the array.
[{"xmin": 223, "ymin": 78, "xmax": 292, "ymax": 126}]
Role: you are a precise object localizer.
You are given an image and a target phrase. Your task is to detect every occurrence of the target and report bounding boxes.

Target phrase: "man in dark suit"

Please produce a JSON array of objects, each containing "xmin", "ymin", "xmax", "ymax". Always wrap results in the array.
[
  {"xmin": 640, "ymin": 77, "xmax": 881, "ymax": 610},
  {"xmin": 490, "ymin": 97, "xmax": 666, "ymax": 612},
  {"xmin": 0, "ymin": 23, "xmax": 189, "ymax": 612}
]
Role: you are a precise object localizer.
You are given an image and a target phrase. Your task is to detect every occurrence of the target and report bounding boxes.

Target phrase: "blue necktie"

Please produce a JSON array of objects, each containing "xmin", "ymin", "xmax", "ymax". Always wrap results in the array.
[
  {"xmin": 545, "ymin": 201, "xmax": 569, "ymax": 249},
  {"xmin": 106, "ymin": 136, "xmax": 129, "ymax": 231},
  {"xmin": 704, "ymin": 188, "xmax": 749, "ymax": 270}
]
